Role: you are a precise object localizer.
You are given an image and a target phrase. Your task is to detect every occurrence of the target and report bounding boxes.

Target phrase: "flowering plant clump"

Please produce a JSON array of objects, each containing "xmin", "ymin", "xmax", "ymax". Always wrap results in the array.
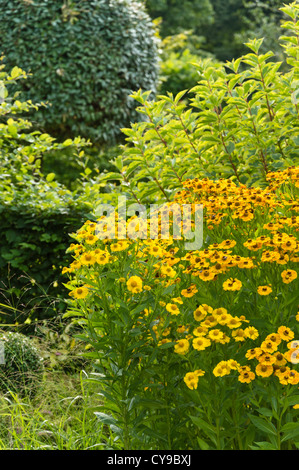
[{"xmin": 63, "ymin": 166, "xmax": 299, "ymax": 450}]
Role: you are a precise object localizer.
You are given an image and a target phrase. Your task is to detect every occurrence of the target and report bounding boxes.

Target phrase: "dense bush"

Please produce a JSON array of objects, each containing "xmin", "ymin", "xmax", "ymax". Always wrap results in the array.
[
  {"xmin": 0, "ymin": 0, "xmax": 159, "ymax": 143},
  {"xmin": 0, "ymin": 331, "xmax": 44, "ymax": 396},
  {"xmin": 0, "ymin": 190, "xmax": 92, "ymax": 322}
]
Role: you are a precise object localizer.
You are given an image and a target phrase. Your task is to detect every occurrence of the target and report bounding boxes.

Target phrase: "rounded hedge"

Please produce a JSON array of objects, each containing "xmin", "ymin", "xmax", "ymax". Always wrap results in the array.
[
  {"xmin": 0, "ymin": 332, "xmax": 44, "ymax": 396},
  {"xmin": 0, "ymin": 0, "xmax": 159, "ymax": 143}
]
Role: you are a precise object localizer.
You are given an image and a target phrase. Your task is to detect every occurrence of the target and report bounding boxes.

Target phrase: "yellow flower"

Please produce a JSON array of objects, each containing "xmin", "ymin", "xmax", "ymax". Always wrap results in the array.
[
  {"xmin": 174, "ymin": 339, "xmax": 189, "ymax": 355},
  {"xmin": 85, "ymin": 233, "xmax": 99, "ymax": 245},
  {"xmin": 171, "ymin": 297, "xmax": 183, "ymax": 304},
  {"xmin": 126, "ymin": 276, "xmax": 143, "ymax": 294},
  {"xmin": 244, "ymin": 326, "xmax": 259, "ymax": 340},
  {"xmin": 273, "ymin": 351, "xmax": 287, "ymax": 367},
  {"xmin": 208, "ymin": 329, "xmax": 224, "ymax": 342},
  {"xmin": 213, "ymin": 361, "xmax": 231, "ymax": 377},
  {"xmin": 232, "ymin": 328, "xmax": 246, "ymax": 342},
  {"xmin": 255, "ymin": 363, "xmax": 273, "ymax": 377},
  {"xmin": 80, "ymin": 252, "xmax": 96, "ymax": 265},
  {"xmin": 226, "ymin": 316, "xmax": 242, "ymax": 329},
  {"xmin": 193, "ymin": 306, "xmax": 208, "ymax": 322},
  {"xmin": 260, "ymin": 340, "xmax": 278, "ymax": 354},
  {"xmin": 110, "ymin": 240, "xmax": 130, "ymax": 252},
  {"xmin": 257, "ymin": 285, "xmax": 272, "ymax": 296},
  {"xmin": 238, "ymin": 370, "xmax": 255, "ymax": 383},
  {"xmin": 223, "ymin": 278, "xmax": 242, "ymax": 291},
  {"xmin": 277, "ymin": 326, "xmax": 294, "ymax": 341},
  {"xmin": 183, "ymin": 372, "xmax": 199, "ymax": 390},
  {"xmin": 281, "ymin": 269, "xmax": 297, "ymax": 284},
  {"xmin": 192, "ymin": 336, "xmax": 211, "ymax": 350},
  {"xmin": 181, "ymin": 284, "xmax": 198, "ymax": 297},
  {"xmin": 161, "ymin": 265, "xmax": 176, "ymax": 278},
  {"xmin": 166, "ymin": 303, "xmax": 180, "ymax": 316},
  {"xmin": 193, "ymin": 326, "xmax": 208, "ymax": 336},
  {"xmin": 72, "ymin": 286, "xmax": 89, "ymax": 299},
  {"xmin": 198, "ymin": 269, "xmax": 216, "ymax": 281}
]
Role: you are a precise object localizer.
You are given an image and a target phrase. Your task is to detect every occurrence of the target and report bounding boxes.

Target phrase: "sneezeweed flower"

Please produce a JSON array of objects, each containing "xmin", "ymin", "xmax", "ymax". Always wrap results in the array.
[
  {"xmin": 227, "ymin": 359, "xmax": 240, "ymax": 370},
  {"xmin": 281, "ymin": 269, "xmax": 297, "ymax": 284},
  {"xmin": 110, "ymin": 240, "xmax": 130, "ymax": 252},
  {"xmin": 238, "ymin": 369, "xmax": 255, "ymax": 384},
  {"xmin": 258, "ymin": 353, "xmax": 277, "ymax": 366},
  {"xmin": 261, "ymin": 340, "xmax": 278, "ymax": 354},
  {"xmin": 181, "ymin": 284, "xmax": 198, "ymax": 297},
  {"xmin": 208, "ymin": 329, "xmax": 224, "ymax": 342},
  {"xmin": 265, "ymin": 333, "xmax": 282, "ymax": 346},
  {"xmin": 85, "ymin": 233, "xmax": 99, "ymax": 245},
  {"xmin": 172, "ymin": 297, "xmax": 183, "ymax": 304},
  {"xmin": 213, "ymin": 361, "xmax": 231, "ymax": 377},
  {"xmin": 223, "ymin": 278, "xmax": 242, "ymax": 291},
  {"xmin": 183, "ymin": 372, "xmax": 199, "ymax": 390},
  {"xmin": 80, "ymin": 252, "xmax": 96, "ymax": 265},
  {"xmin": 174, "ymin": 339, "xmax": 189, "ymax": 355},
  {"xmin": 71, "ymin": 286, "xmax": 89, "ymax": 299},
  {"xmin": 198, "ymin": 269, "xmax": 216, "ymax": 281},
  {"xmin": 193, "ymin": 326, "xmax": 208, "ymax": 336},
  {"xmin": 244, "ymin": 326, "xmax": 259, "ymax": 340},
  {"xmin": 126, "ymin": 276, "xmax": 143, "ymax": 294},
  {"xmin": 273, "ymin": 351, "xmax": 287, "ymax": 367},
  {"xmin": 226, "ymin": 316, "xmax": 242, "ymax": 329},
  {"xmin": 183, "ymin": 369, "xmax": 205, "ymax": 390},
  {"xmin": 166, "ymin": 303, "xmax": 180, "ymax": 316},
  {"xmin": 193, "ymin": 306, "xmax": 208, "ymax": 322},
  {"xmin": 277, "ymin": 326, "xmax": 295, "ymax": 341},
  {"xmin": 232, "ymin": 328, "xmax": 247, "ymax": 342},
  {"xmin": 96, "ymin": 252, "xmax": 111, "ymax": 265},
  {"xmin": 257, "ymin": 285, "xmax": 272, "ymax": 296},
  {"xmin": 160, "ymin": 265, "xmax": 176, "ymax": 278},
  {"xmin": 192, "ymin": 336, "xmax": 211, "ymax": 350},
  {"xmin": 246, "ymin": 348, "xmax": 261, "ymax": 360},
  {"xmin": 177, "ymin": 325, "xmax": 189, "ymax": 334},
  {"xmin": 256, "ymin": 363, "xmax": 274, "ymax": 377}
]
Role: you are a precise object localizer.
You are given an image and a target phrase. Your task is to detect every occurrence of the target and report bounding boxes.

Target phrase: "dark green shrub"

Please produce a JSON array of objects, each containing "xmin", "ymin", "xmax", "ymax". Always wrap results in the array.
[
  {"xmin": 0, "ymin": 0, "xmax": 159, "ymax": 144},
  {"xmin": 144, "ymin": 0, "xmax": 214, "ymax": 37},
  {"xmin": 0, "ymin": 331, "xmax": 44, "ymax": 396},
  {"xmin": 0, "ymin": 189, "xmax": 92, "ymax": 322}
]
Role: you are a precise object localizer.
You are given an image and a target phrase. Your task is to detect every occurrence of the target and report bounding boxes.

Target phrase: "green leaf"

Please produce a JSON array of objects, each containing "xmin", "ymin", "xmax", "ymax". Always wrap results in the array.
[
  {"xmin": 281, "ymin": 422, "xmax": 299, "ymax": 443},
  {"xmin": 46, "ymin": 173, "xmax": 55, "ymax": 182},
  {"xmin": 249, "ymin": 415, "xmax": 277, "ymax": 437}
]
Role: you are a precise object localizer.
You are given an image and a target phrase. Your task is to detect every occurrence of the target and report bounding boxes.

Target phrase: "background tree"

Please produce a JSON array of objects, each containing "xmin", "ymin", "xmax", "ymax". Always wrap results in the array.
[{"xmin": 0, "ymin": 0, "xmax": 159, "ymax": 144}]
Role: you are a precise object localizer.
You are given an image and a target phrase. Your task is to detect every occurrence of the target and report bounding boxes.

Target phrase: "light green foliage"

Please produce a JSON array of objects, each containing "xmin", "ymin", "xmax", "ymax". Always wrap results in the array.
[
  {"xmin": 0, "ymin": 0, "xmax": 159, "ymax": 143},
  {"xmin": 0, "ymin": 331, "xmax": 44, "ymax": 396},
  {"xmin": 100, "ymin": 4, "xmax": 299, "ymax": 204}
]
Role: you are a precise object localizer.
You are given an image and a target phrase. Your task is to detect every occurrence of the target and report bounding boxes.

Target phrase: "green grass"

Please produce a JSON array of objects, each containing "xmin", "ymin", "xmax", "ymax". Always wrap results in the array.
[{"xmin": 0, "ymin": 368, "xmax": 114, "ymax": 450}]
